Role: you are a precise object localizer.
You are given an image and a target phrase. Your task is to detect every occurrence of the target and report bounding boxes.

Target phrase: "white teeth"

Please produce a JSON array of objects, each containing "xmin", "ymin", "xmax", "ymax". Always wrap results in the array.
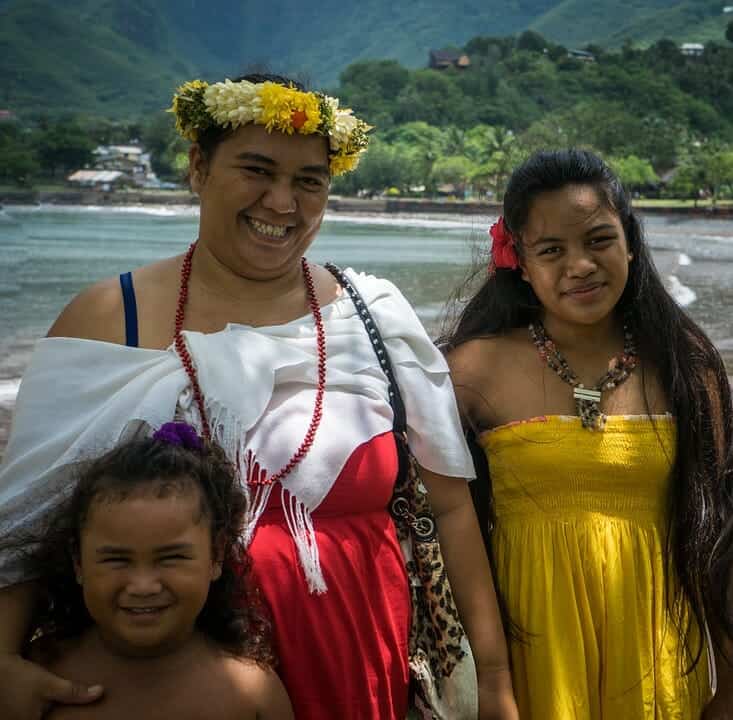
[{"xmin": 249, "ymin": 218, "xmax": 288, "ymax": 238}]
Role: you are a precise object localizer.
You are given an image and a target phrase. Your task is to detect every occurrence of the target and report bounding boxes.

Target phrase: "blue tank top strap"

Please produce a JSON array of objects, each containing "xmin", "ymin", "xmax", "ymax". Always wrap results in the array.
[{"xmin": 118, "ymin": 272, "xmax": 139, "ymax": 347}]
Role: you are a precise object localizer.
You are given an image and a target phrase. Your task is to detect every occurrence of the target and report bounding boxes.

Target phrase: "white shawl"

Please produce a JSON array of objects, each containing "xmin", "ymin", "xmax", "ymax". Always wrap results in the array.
[{"xmin": 0, "ymin": 269, "xmax": 474, "ymax": 590}]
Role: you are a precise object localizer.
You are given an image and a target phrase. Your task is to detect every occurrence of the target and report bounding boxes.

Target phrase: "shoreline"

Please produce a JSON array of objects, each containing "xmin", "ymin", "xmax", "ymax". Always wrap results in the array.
[{"xmin": 2, "ymin": 190, "xmax": 733, "ymax": 218}]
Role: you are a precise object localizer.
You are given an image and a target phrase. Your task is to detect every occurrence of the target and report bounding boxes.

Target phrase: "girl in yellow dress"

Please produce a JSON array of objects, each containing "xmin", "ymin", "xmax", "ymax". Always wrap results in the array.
[{"xmin": 444, "ymin": 149, "xmax": 733, "ymax": 718}]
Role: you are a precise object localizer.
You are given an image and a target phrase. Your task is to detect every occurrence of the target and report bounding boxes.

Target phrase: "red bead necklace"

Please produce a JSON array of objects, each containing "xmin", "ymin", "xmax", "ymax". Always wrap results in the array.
[{"xmin": 173, "ymin": 241, "xmax": 327, "ymax": 485}]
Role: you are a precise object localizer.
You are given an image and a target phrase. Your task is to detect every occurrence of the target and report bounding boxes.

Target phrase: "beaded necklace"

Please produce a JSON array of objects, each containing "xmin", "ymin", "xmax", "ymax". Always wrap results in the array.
[
  {"xmin": 529, "ymin": 319, "xmax": 638, "ymax": 431},
  {"xmin": 174, "ymin": 241, "xmax": 326, "ymax": 485}
]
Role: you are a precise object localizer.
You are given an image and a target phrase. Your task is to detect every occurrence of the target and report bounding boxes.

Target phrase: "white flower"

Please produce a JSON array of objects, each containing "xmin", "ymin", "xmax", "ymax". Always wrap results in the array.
[
  {"xmin": 330, "ymin": 109, "xmax": 359, "ymax": 151},
  {"xmin": 205, "ymin": 79, "xmax": 261, "ymax": 128},
  {"xmin": 324, "ymin": 95, "xmax": 340, "ymax": 115}
]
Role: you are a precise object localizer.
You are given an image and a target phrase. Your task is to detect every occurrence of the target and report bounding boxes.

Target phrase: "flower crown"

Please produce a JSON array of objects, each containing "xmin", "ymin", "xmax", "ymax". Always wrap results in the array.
[{"xmin": 170, "ymin": 79, "xmax": 371, "ymax": 176}]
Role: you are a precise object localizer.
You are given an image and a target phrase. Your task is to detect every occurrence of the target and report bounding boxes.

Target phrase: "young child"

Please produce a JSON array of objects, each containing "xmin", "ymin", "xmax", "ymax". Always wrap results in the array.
[
  {"xmin": 21, "ymin": 422, "xmax": 293, "ymax": 720},
  {"xmin": 443, "ymin": 149, "xmax": 733, "ymax": 718}
]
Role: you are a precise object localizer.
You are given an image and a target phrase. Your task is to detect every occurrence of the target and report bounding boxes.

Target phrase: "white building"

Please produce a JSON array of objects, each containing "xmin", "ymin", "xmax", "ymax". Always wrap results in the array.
[
  {"xmin": 92, "ymin": 145, "xmax": 157, "ymax": 186},
  {"xmin": 67, "ymin": 170, "xmax": 126, "ymax": 191},
  {"xmin": 680, "ymin": 43, "xmax": 705, "ymax": 57}
]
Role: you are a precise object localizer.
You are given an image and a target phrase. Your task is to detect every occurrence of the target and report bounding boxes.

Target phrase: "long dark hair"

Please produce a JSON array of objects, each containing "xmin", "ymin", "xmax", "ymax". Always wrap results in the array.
[
  {"xmin": 16, "ymin": 434, "xmax": 273, "ymax": 664},
  {"xmin": 710, "ymin": 448, "xmax": 733, "ymax": 653},
  {"xmin": 442, "ymin": 149, "xmax": 733, "ymax": 661}
]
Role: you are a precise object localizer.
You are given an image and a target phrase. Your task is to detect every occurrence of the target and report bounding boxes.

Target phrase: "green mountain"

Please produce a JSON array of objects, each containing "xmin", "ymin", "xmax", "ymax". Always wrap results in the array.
[
  {"xmin": 532, "ymin": 0, "xmax": 728, "ymax": 46},
  {"xmin": 0, "ymin": 0, "xmax": 729, "ymax": 117}
]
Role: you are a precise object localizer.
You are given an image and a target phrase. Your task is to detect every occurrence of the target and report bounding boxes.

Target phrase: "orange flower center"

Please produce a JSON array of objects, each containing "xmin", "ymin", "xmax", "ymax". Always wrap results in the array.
[{"xmin": 291, "ymin": 110, "xmax": 307, "ymax": 130}]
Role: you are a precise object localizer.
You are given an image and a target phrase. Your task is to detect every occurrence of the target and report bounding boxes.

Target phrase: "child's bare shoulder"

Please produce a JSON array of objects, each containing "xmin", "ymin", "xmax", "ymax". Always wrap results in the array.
[
  {"xmin": 28, "ymin": 634, "xmax": 85, "ymax": 673},
  {"xmin": 216, "ymin": 656, "xmax": 294, "ymax": 720}
]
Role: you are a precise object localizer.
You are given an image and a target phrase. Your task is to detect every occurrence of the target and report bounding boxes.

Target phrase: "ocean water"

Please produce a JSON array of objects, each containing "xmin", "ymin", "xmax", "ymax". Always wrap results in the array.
[{"xmin": 1, "ymin": 205, "xmax": 732, "ymax": 447}]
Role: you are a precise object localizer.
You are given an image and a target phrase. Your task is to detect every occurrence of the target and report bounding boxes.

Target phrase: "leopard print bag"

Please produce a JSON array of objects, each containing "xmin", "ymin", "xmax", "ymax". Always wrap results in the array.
[{"xmin": 326, "ymin": 265, "xmax": 478, "ymax": 720}]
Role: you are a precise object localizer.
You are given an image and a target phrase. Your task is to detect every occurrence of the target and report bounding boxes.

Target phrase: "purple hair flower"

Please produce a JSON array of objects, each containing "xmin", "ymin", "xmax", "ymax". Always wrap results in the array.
[{"xmin": 152, "ymin": 422, "xmax": 204, "ymax": 452}]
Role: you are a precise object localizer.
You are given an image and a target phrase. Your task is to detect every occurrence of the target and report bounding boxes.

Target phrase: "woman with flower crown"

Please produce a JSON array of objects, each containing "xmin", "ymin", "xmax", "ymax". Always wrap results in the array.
[
  {"xmin": 0, "ymin": 74, "xmax": 517, "ymax": 720},
  {"xmin": 442, "ymin": 148, "xmax": 733, "ymax": 719}
]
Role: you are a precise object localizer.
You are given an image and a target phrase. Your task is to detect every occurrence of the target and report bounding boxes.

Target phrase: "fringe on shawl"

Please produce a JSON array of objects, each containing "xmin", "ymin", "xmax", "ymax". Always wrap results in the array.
[{"xmin": 189, "ymin": 397, "xmax": 328, "ymax": 595}]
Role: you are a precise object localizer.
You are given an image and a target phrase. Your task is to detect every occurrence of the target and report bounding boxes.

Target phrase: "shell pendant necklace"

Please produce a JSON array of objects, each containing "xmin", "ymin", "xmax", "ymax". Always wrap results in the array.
[{"xmin": 529, "ymin": 319, "xmax": 638, "ymax": 431}]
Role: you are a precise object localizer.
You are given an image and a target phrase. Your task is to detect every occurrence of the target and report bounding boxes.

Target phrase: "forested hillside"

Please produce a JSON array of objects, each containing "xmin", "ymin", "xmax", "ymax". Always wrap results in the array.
[
  {"xmin": 0, "ymin": 0, "xmax": 729, "ymax": 115},
  {"xmin": 3, "ymin": 29, "xmax": 732, "ymax": 203},
  {"xmin": 328, "ymin": 34, "xmax": 733, "ymax": 201}
]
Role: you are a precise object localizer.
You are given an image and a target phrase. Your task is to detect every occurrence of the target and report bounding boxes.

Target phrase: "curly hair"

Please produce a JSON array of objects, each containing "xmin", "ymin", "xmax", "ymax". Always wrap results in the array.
[{"xmin": 18, "ymin": 435, "xmax": 273, "ymax": 665}]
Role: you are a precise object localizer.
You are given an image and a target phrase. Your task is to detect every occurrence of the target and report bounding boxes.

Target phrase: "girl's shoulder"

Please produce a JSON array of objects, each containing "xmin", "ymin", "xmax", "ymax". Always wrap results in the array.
[
  {"xmin": 447, "ymin": 329, "xmax": 536, "ymax": 428},
  {"xmin": 447, "ymin": 328, "xmax": 532, "ymax": 382},
  {"xmin": 214, "ymin": 656, "xmax": 294, "ymax": 720}
]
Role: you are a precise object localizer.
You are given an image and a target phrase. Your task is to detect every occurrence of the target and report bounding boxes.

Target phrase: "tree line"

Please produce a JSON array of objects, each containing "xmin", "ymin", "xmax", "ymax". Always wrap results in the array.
[
  {"xmin": 331, "ymin": 29, "xmax": 733, "ymax": 203},
  {"xmin": 3, "ymin": 28, "xmax": 733, "ymax": 203}
]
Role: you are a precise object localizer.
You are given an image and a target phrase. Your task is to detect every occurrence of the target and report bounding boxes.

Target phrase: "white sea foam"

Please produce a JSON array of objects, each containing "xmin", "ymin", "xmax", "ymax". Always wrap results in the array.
[
  {"xmin": 0, "ymin": 379, "xmax": 20, "ymax": 408},
  {"xmin": 323, "ymin": 212, "xmax": 485, "ymax": 230},
  {"xmin": 3, "ymin": 204, "xmax": 199, "ymax": 218},
  {"xmin": 105, "ymin": 205, "xmax": 195, "ymax": 217},
  {"xmin": 75, "ymin": 205, "xmax": 198, "ymax": 217},
  {"xmin": 666, "ymin": 275, "xmax": 697, "ymax": 307},
  {"xmin": 678, "ymin": 253, "xmax": 692, "ymax": 266},
  {"xmin": 412, "ymin": 303, "xmax": 447, "ymax": 321}
]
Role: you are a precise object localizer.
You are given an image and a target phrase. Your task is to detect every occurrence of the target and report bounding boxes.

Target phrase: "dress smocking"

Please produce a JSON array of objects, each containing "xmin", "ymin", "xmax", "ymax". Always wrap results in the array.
[{"xmin": 479, "ymin": 415, "xmax": 710, "ymax": 719}]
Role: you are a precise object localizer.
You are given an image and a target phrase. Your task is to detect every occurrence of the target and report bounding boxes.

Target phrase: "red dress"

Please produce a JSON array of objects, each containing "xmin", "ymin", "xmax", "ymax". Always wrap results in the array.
[{"xmin": 249, "ymin": 430, "xmax": 411, "ymax": 719}]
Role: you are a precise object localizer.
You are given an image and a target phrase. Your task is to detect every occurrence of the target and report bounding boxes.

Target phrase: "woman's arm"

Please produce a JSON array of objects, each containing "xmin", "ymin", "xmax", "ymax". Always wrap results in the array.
[
  {"xmin": 0, "ymin": 278, "xmax": 127, "ymax": 718},
  {"xmin": 0, "ymin": 582, "xmax": 104, "ymax": 718},
  {"xmin": 0, "ymin": 578, "xmax": 104, "ymax": 719},
  {"xmin": 420, "ymin": 466, "xmax": 518, "ymax": 720},
  {"xmin": 0, "ymin": 581, "xmax": 36, "ymax": 653}
]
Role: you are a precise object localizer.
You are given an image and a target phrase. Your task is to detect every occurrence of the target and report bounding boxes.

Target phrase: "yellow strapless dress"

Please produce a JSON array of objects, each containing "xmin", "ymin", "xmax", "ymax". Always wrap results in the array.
[{"xmin": 478, "ymin": 415, "xmax": 710, "ymax": 719}]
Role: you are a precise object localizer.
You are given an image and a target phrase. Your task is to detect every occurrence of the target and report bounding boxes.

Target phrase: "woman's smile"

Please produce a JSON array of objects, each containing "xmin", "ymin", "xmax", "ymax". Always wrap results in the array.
[
  {"xmin": 191, "ymin": 124, "xmax": 330, "ymax": 279},
  {"xmin": 245, "ymin": 215, "xmax": 293, "ymax": 241}
]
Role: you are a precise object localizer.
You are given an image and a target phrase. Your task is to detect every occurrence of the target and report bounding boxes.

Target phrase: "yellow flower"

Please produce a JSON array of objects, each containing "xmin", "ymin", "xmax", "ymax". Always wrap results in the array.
[
  {"xmin": 299, "ymin": 93, "xmax": 322, "ymax": 134},
  {"xmin": 180, "ymin": 79, "xmax": 208, "ymax": 94},
  {"xmin": 169, "ymin": 80, "xmax": 210, "ymax": 142},
  {"xmin": 258, "ymin": 83, "xmax": 295, "ymax": 133},
  {"xmin": 258, "ymin": 83, "xmax": 322, "ymax": 135},
  {"xmin": 329, "ymin": 152, "xmax": 360, "ymax": 176}
]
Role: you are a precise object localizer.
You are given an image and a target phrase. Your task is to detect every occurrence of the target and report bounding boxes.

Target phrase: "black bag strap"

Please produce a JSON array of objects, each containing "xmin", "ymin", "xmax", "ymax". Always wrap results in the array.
[{"xmin": 324, "ymin": 263, "xmax": 407, "ymax": 435}]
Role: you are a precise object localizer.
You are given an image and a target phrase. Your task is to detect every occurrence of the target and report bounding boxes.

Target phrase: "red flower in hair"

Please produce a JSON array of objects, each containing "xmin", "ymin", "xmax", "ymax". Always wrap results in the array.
[{"xmin": 488, "ymin": 216, "xmax": 519, "ymax": 276}]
